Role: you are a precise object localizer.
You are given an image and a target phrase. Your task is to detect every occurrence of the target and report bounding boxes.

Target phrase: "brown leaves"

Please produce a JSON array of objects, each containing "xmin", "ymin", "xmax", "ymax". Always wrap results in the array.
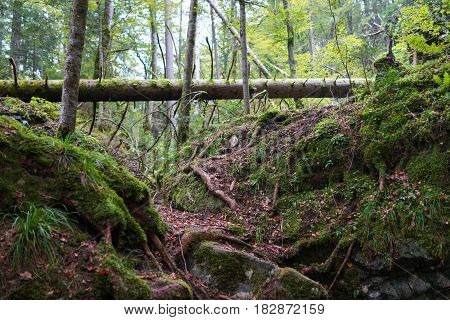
[{"xmin": 19, "ymin": 271, "xmax": 33, "ymax": 281}]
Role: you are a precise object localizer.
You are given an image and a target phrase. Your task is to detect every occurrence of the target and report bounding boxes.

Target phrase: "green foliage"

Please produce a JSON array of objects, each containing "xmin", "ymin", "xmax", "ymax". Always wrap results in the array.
[{"xmin": 6, "ymin": 205, "xmax": 71, "ymax": 269}]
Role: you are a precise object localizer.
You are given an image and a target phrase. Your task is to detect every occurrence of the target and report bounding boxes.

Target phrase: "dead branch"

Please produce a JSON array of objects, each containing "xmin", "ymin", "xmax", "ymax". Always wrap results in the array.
[
  {"xmin": 328, "ymin": 240, "xmax": 355, "ymax": 291},
  {"xmin": 142, "ymin": 243, "xmax": 163, "ymax": 271},
  {"xmin": 189, "ymin": 164, "xmax": 237, "ymax": 209}
]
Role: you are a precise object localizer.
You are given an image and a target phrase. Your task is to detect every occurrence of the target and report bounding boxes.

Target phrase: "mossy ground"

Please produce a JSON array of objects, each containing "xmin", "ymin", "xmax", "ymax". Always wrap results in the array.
[
  {"xmin": 0, "ymin": 102, "xmax": 174, "ymax": 299},
  {"xmin": 166, "ymin": 58, "xmax": 449, "ymax": 264}
]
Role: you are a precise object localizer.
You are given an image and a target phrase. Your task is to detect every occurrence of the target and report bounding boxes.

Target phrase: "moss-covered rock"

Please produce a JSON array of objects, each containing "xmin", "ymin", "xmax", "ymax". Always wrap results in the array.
[
  {"xmin": 94, "ymin": 246, "xmax": 152, "ymax": 300},
  {"xmin": 406, "ymin": 148, "xmax": 449, "ymax": 189},
  {"xmin": 170, "ymin": 173, "xmax": 224, "ymax": 212},
  {"xmin": 260, "ymin": 267, "xmax": 327, "ymax": 300},
  {"xmin": 0, "ymin": 97, "xmax": 59, "ymax": 124},
  {"xmin": 0, "ymin": 115, "xmax": 166, "ymax": 248},
  {"xmin": 188, "ymin": 241, "xmax": 277, "ymax": 298}
]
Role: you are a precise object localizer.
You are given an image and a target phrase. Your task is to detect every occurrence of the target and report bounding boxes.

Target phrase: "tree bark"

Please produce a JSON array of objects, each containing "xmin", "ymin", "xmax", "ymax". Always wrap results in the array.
[
  {"xmin": 165, "ymin": 0, "xmax": 176, "ymax": 122},
  {"xmin": 205, "ymin": 0, "xmax": 272, "ymax": 78},
  {"xmin": 210, "ymin": 6, "xmax": 220, "ymax": 79},
  {"xmin": 59, "ymin": 0, "xmax": 89, "ymax": 136},
  {"xmin": 148, "ymin": 6, "xmax": 165, "ymax": 138},
  {"xmin": 282, "ymin": 0, "xmax": 296, "ymax": 78},
  {"xmin": 10, "ymin": 0, "xmax": 23, "ymax": 70},
  {"xmin": 0, "ymin": 78, "xmax": 367, "ymax": 102},
  {"xmin": 177, "ymin": 0, "xmax": 199, "ymax": 144},
  {"xmin": 94, "ymin": 0, "xmax": 114, "ymax": 79},
  {"xmin": 239, "ymin": 0, "xmax": 251, "ymax": 115}
]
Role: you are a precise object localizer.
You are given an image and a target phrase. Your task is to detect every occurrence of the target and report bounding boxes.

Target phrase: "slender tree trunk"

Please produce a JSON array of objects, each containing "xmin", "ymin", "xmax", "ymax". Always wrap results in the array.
[
  {"xmin": 165, "ymin": 0, "xmax": 177, "ymax": 128},
  {"xmin": 177, "ymin": 0, "xmax": 199, "ymax": 144},
  {"xmin": 10, "ymin": 0, "xmax": 23, "ymax": 70},
  {"xmin": 193, "ymin": 19, "xmax": 201, "ymax": 114},
  {"xmin": 149, "ymin": 7, "xmax": 165, "ymax": 138},
  {"xmin": 239, "ymin": 0, "xmax": 251, "ymax": 115},
  {"xmin": 205, "ymin": 0, "xmax": 271, "ymax": 78},
  {"xmin": 178, "ymin": 0, "xmax": 183, "ymax": 79},
  {"xmin": 59, "ymin": 0, "xmax": 89, "ymax": 136},
  {"xmin": 362, "ymin": 0, "xmax": 370, "ymax": 16},
  {"xmin": 94, "ymin": 0, "xmax": 114, "ymax": 80},
  {"xmin": 210, "ymin": 6, "xmax": 220, "ymax": 78},
  {"xmin": 282, "ymin": 0, "xmax": 296, "ymax": 78}
]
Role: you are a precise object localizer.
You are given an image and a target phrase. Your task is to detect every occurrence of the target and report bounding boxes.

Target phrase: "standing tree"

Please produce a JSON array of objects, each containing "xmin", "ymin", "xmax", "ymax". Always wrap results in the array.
[
  {"xmin": 282, "ymin": 0, "xmax": 296, "ymax": 78},
  {"xmin": 59, "ymin": 0, "xmax": 89, "ymax": 136},
  {"xmin": 165, "ymin": 0, "xmax": 176, "ymax": 122},
  {"xmin": 10, "ymin": 0, "xmax": 23, "ymax": 70},
  {"xmin": 239, "ymin": 0, "xmax": 251, "ymax": 114},
  {"xmin": 177, "ymin": 0, "xmax": 199, "ymax": 144}
]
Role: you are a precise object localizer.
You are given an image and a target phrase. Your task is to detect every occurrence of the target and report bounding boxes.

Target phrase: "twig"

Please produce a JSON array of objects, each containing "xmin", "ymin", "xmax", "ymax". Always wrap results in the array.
[
  {"xmin": 107, "ymin": 102, "xmax": 129, "ymax": 147},
  {"xmin": 88, "ymin": 102, "xmax": 97, "ymax": 135}
]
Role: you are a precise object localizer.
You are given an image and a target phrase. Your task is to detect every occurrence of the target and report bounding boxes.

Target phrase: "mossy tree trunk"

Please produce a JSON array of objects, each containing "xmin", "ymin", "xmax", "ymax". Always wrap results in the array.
[
  {"xmin": 0, "ymin": 78, "xmax": 366, "ymax": 102},
  {"xmin": 59, "ymin": 0, "xmax": 89, "ymax": 136}
]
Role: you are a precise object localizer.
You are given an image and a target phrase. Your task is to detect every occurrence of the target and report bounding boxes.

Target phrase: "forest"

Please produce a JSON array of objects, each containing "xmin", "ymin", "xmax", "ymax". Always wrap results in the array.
[{"xmin": 0, "ymin": 0, "xmax": 448, "ymax": 300}]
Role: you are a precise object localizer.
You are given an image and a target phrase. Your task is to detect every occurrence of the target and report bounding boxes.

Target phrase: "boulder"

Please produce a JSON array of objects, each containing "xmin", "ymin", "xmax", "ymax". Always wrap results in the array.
[{"xmin": 186, "ymin": 241, "xmax": 326, "ymax": 299}]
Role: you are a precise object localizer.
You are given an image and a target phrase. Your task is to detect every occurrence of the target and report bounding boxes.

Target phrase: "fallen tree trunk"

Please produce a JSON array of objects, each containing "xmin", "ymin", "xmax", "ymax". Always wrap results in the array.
[{"xmin": 0, "ymin": 78, "xmax": 369, "ymax": 102}]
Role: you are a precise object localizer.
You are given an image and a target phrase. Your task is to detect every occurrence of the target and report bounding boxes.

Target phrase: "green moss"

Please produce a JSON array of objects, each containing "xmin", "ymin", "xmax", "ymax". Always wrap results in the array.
[
  {"xmin": 269, "ymin": 267, "xmax": 327, "ymax": 299},
  {"xmin": 0, "ymin": 97, "xmax": 59, "ymax": 124},
  {"xmin": 191, "ymin": 241, "xmax": 274, "ymax": 294},
  {"xmin": 95, "ymin": 245, "xmax": 152, "ymax": 299},
  {"xmin": 257, "ymin": 110, "xmax": 287, "ymax": 126},
  {"xmin": 171, "ymin": 173, "xmax": 224, "ymax": 212},
  {"xmin": 0, "ymin": 115, "xmax": 165, "ymax": 248},
  {"xmin": 406, "ymin": 148, "xmax": 449, "ymax": 189}
]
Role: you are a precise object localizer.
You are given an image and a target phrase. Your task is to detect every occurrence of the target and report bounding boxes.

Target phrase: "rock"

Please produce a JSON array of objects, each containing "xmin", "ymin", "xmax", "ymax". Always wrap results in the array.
[
  {"xmin": 150, "ymin": 275, "xmax": 193, "ymax": 300},
  {"xmin": 352, "ymin": 248, "xmax": 389, "ymax": 272},
  {"xmin": 396, "ymin": 240, "xmax": 435, "ymax": 269},
  {"xmin": 186, "ymin": 241, "xmax": 326, "ymax": 299},
  {"xmin": 187, "ymin": 241, "xmax": 277, "ymax": 298},
  {"xmin": 260, "ymin": 267, "xmax": 327, "ymax": 299},
  {"xmin": 229, "ymin": 135, "xmax": 239, "ymax": 148}
]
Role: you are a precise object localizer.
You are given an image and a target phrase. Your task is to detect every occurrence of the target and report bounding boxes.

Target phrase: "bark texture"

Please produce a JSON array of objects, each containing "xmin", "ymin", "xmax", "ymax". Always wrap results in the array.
[
  {"xmin": 177, "ymin": 0, "xmax": 199, "ymax": 144},
  {"xmin": 59, "ymin": 0, "xmax": 89, "ymax": 136},
  {"xmin": 239, "ymin": 0, "xmax": 251, "ymax": 114},
  {"xmin": 282, "ymin": 0, "xmax": 296, "ymax": 78},
  {"xmin": 0, "ymin": 78, "xmax": 367, "ymax": 102}
]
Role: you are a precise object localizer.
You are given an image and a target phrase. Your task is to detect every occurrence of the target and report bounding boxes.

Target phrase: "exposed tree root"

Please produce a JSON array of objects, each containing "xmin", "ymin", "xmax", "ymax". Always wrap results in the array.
[
  {"xmin": 142, "ymin": 243, "xmax": 162, "ymax": 271},
  {"xmin": 177, "ymin": 229, "xmax": 254, "ymax": 258},
  {"xmin": 328, "ymin": 240, "xmax": 355, "ymax": 291},
  {"xmin": 102, "ymin": 221, "xmax": 112, "ymax": 245},
  {"xmin": 189, "ymin": 164, "xmax": 237, "ymax": 209},
  {"xmin": 270, "ymin": 181, "xmax": 280, "ymax": 213},
  {"xmin": 149, "ymin": 233, "xmax": 210, "ymax": 299},
  {"xmin": 245, "ymin": 125, "xmax": 261, "ymax": 148}
]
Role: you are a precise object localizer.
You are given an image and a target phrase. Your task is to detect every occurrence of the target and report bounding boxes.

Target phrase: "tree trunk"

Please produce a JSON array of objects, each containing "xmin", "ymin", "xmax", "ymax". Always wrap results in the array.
[
  {"xmin": 165, "ymin": 0, "xmax": 176, "ymax": 122},
  {"xmin": 10, "ymin": 0, "xmax": 23, "ymax": 70},
  {"xmin": 177, "ymin": 0, "xmax": 199, "ymax": 144},
  {"xmin": 239, "ymin": 0, "xmax": 251, "ymax": 115},
  {"xmin": 282, "ymin": 0, "xmax": 296, "ymax": 78},
  {"xmin": 149, "ymin": 6, "xmax": 164, "ymax": 138},
  {"xmin": 205, "ymin": 0, "xmax": 272, "ymax": 78},
  {"xmin": 59, "ymin": 0, "xmax": 89, "ymax": 136},
  {"xmin": 94, "ymin": 0, "xmax": 114, "ymax": 80},
  {"xmin": 1, "ymin": 78, "xmax": 367, "ymax": 102},
  {"xmin": 210, "ymin": 6, "xmax": 220, "ymax": 79}
]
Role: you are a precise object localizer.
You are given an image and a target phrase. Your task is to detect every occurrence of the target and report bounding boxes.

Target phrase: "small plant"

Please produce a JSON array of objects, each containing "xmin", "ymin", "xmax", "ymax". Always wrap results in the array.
[{"xmin": 8, "ymin": 205, "xmax": 72, "ymax": 269}]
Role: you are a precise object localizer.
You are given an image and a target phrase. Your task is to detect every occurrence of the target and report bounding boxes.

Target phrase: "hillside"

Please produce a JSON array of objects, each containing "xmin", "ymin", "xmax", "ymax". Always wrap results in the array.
[{"xmin": 0, "ymin": 58, "xmax": 449, "ymax": 300}]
